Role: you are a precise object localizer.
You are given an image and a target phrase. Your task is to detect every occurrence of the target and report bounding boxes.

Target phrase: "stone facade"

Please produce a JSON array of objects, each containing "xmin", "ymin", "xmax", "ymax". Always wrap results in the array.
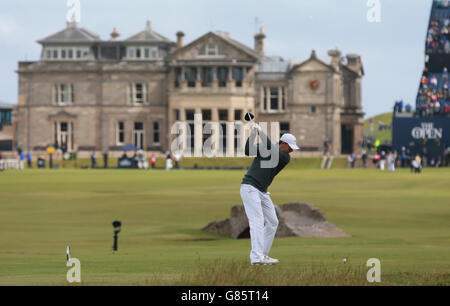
[{"xmin": 16, "ymin": 21, "xmax": 364, "ymax": 156}]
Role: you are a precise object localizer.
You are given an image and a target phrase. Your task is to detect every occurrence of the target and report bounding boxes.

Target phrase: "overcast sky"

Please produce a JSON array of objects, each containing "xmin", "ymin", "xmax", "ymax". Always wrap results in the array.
[{"xmin": 0, "ymin": 0, "xmax": 432, "ymax": 117}]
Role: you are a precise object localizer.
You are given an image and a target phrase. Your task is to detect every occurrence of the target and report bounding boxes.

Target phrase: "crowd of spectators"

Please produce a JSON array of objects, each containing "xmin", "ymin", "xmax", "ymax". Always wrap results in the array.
[
  {"xmin": 416, "ymin": 67, "xmax": 450, "ymax": 116},
  {"xmin": 428, "ymin": 0, "xmax": 450, "ymax": 52},
  {"xmin": 426, "ymin": 17, "xmax": 449, "ymax": 53},
  {"xmin": 435, "ymin": 0, "xmax": 449, "ymax": 9}
]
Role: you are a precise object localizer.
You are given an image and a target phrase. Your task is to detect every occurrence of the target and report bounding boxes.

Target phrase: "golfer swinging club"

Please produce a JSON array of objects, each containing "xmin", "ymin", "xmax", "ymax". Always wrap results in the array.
[{"xmin": 240, "ymin": 115, "xmax": 299, "ymax": 265}]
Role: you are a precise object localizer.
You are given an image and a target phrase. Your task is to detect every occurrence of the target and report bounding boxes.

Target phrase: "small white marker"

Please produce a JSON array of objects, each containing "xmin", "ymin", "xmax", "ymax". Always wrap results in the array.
[
  {"xmin": 343, "ymin": 258, "xmax": 347, "ymax": 263},
  {"xmin": 66, "ymin": 246, "xmax": 71, "ymax": 263}
]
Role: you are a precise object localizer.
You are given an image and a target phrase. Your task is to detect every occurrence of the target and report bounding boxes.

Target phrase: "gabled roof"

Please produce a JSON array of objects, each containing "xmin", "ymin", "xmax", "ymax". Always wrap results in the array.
[
  {"xmin": 212, "ymin": 31, "xmax": 259, "ymax": 58},
  {"xmin": 169, "ymin": 31, "xmax": 259, "ymax": 60},
  {"xmin": 124, "ymin": 20, "xmax": 173, "ymax": 43},
  {"xmin": 288, "ymin": 50, "xmax": 333, "ymax": 72},
  {"xmin": 38, "ymin": 22, "xmax": 100, "ymax": 44}
]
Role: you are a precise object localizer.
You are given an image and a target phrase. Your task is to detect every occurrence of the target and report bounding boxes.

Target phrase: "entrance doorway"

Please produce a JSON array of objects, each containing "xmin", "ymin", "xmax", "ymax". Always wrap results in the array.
[
  {"xmin": 341, "ymin": 125, "xmax": 353, "ymax": 154},
  {"xmin": 133, "ymin": 122, "xmax": 144, "ymax": 150}
]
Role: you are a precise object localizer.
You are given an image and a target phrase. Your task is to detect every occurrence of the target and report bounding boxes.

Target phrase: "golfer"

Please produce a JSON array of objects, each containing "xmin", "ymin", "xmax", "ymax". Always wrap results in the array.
[{"xmin": 240, "ymin": 123, "xmax": 299, "ymax": 265}]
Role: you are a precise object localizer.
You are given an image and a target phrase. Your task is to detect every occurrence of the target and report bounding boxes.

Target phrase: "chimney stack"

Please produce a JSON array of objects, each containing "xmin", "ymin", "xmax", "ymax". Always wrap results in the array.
[
  {"xmin": 110, "ymin": 27, "xmax": 120, "ymax": 40},
  {"xmin": 254, "ymin": 25, "xmax": 266, "ymax": 57},
  {"xmin": 328, "ymin": 47, "xmax": 342, "ymax": 70},
  {"xmin": 176, "ymin": 31, "xmax": 185, "ymax": 48},
  {"xmin": 346, "ymin": 54, "xmax": 362, "ymax": 74}
]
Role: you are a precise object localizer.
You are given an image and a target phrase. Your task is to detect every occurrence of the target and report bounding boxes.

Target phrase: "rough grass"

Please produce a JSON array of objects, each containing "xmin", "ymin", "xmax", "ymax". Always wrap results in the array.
[{"xmin": 145, "ymin": 260, "xmax": 449, "ymax": 286}]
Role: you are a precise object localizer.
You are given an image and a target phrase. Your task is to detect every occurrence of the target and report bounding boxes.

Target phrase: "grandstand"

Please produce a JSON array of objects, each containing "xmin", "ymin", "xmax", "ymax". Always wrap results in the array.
[
  {"xmin": 417, "ymin": 0, "xmax": 450, "ymax": 117},
  {"xmin": 392, "ymin": 0, "xmax": 450, "ymax": 163}
]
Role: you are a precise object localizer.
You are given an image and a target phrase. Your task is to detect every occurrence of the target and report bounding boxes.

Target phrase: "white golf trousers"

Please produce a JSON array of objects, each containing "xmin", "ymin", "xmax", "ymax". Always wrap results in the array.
[{"xmin": 240, "ymin": 184, "xmax": 279, "ymax": 263}]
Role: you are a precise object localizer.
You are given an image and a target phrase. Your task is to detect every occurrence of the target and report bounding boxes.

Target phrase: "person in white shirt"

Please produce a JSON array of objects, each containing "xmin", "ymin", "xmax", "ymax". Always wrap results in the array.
[{"xmin": 387, "ymin": 152, "xmax": 395, "ymax": 172}]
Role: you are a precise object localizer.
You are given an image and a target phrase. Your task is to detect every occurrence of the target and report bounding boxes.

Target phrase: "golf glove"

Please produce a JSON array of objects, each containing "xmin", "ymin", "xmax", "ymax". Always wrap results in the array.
[{"xmin": 251, "ymin": 123, "xmax": 262, "ymax": 132}]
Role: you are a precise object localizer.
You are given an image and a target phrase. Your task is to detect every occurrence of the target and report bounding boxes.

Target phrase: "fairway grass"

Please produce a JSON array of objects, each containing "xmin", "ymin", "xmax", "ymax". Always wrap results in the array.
[{"xmin": 0, "ymin": 168, "xmax": 449, "ymax": 285}]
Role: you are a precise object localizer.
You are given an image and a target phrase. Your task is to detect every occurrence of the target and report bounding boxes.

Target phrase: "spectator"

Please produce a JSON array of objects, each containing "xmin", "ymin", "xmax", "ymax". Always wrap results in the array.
[
  {"xmin": 19, "ymin": 151, "xmax": 25, "ymax": 170},
  {"xmin": 137, "ymin": 150, "xmax": 147, "ymax": 169},
  {"xmin": 26, "ymin": 152, "xmax": 32, "ymax": 168},
  {"xmin": 387, "ymin": 152, "xmax": 395, "ymax": 172},
  {"xmin": 380, "ymin": 151, "xmax": 386, "ymax": 171},
  {"xmin": 361, "ymin": 149, "xmax": 367, "ymax": 168},
  {"xmin": 373, "ymin": 152, "xmax": 380, "ymax": 166},
  {"xmin": 174, "ymin": 152, "xmax": 181, "ymax": 169},
  {"xmin": 411, "ymin": 155, "xmax": 422, "ymax": 173},
  {"xmin": 323, "ymin": 137, "xmax": 330, "ymax": 156},
  {"xmin": 103, "ymin": 152, "xmax": 108, "ymax": 168},
  {"xmin": 91, "ymin": 152, "xmax": 96, "ymax": 169},
  {"xmin": 351, "ymin": 152, "xmax": 357, "ymax": 168},
  {"xmin": 405, "ymin": 103, "xmax": 412, "ymax": 113},
  {"xmin": 165, "ymin": 151, "xmax": 173, "ymax": 171},
  {"xmin": 150, "ymin": 154, "xmax": 157, "ymax": 169},
  {"xmin": 347, "ymin": 154, "xmax": 353, "ymax": 168}
]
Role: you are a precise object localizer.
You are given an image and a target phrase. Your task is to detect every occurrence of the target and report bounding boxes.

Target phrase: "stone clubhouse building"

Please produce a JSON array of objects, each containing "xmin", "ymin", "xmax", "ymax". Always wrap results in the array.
[{"xmin": 16, "ymin": 20, "xmax": 364, "ymax": 156}]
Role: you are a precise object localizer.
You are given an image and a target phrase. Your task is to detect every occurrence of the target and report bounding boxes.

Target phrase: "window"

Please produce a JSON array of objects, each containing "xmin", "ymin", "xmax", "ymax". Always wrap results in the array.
[
  {"xmin": 54, "ymin": 83, "xmax": 74, "ymax": 105},
  {"xmin": 45, "ymin": 47, "xmax": 89, "ymax": 61},
  {"xmin": 153, "ymin": 122, "xmax": 160, "ymax": 144},
  {"xmin": 151, "ymin": 48, "xmax": 158, "ymax": 58},
  {"xmin": 117, "ymin": 121, "xmax": 125, "ymax": 145},
  {"xmin": 199, "ymin": 44, "xmax": 224, "ymax": 57},
  {"xmin": 207, "ymin": 44, "xmax": 218, "ymax": 56},
  {"xmin": 218, "ymin": 109, "xmax": 228, "ymax": 121},
  {"xmin": 202, "ymin": 109, "xmax": 212, "ymax": 121},
  {"xmin": 128, "ymin": 47, "xmax": 158, "ymax": 59},
  {"xmin": 234, "ymin": 110, "xmax": 242, "ymax": 121},
  {"xmin": 0, "ymin": 111, "xmax": 12, "ymax": 125},
  {"xmin": 128, "ymin": 83, "xmax": 149, "ymax": 105},
  {"xmin": 174, "ymin": 109, "xmax": 180, "ymax": 121},
  {"xmin": 232, "ymin": 67, "xmax": 243, "ymax": 87},
  {"xmin": 135, "ymin": 83, "xmax": 143, "ymax": 103},
  {"xmin": 280, "ymin": 122, "xmax": 290, "ymax": 137},
  {"xmin": 60, "ymin": 84, "xmax": 68, "ymax": 103},
  {"xmin": 186, "ymin": 109, "xmax": 195, "ymax": 121},
  {"xmin": 185, "ymin": 67, "xmax": 197, "ymax": 87},
  {"xmin": 310, "ymin": 106, "xmax": 317, "ymax": 114},
  {"xmin": 129, "ymin": 47, "xmax": 135, "ymax": 58},
  {"xmin": 270, "ymin": 88, "xmax": 279, "ymax": 110},
  {"xmin": 262, "ymin": 86, "xmax": 286, "ymax": 112},
  {"xmin": 201, "ymin": 67, "xmax": 214, "ymax": 87},
  {"xmin": 218, "ymin": 67, "xmax": 228, "ymax": 87}
]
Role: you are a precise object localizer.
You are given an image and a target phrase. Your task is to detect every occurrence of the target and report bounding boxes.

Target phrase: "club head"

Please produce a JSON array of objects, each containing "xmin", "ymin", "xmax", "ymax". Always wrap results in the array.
[{"xmin": 244, "ymin": 112, "xmax": 255, "ymax": 122}]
